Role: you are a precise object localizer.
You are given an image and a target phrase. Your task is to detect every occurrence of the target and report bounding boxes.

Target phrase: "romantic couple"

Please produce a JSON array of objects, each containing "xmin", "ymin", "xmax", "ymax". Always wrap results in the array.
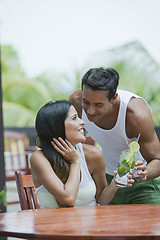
[{"xmin": 30, "ymin": 67, "xmax": 160, "ymax": 207}]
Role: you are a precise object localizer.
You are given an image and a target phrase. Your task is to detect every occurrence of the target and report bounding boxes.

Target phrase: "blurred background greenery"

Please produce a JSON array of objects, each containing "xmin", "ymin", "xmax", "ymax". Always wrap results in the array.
[{"xmin": 2, "ymin": 40, "xmax": 160, "ymax": 127}]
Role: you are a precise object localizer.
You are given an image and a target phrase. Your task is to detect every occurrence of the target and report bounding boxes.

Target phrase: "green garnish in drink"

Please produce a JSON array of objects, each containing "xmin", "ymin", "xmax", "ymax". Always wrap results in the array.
[{"xmin": 118, "ymin": 141, "xmax": 139, "ymax": 177}]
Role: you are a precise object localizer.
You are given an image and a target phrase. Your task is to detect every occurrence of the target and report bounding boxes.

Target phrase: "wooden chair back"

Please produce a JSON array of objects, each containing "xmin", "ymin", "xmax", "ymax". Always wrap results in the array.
[
  {"xmin": 15, "ymin": 171, "xmax": 39, "ymax": 210},
  {"xmin": 4, "ymin": 130, "xmax": 32, "ymax": 181}
]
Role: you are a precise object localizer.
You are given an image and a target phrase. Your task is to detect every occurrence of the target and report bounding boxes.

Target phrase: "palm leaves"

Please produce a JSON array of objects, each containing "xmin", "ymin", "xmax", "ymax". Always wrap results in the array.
[
  {"xmin": 1, "ymin": 45, "xmax": 70, "ymax": 126},
  {"xmin": 2, "ymin": 41, "xmax": 160, "ymax": 126}
]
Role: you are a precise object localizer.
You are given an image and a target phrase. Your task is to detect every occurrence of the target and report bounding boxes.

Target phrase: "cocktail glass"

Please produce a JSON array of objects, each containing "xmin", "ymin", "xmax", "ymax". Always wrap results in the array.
[
  {"xmin": 115, "ymin": 149, "xmax": 134, "ymax": 186},
  {"xmin": 115, "ymin": 140, "xmax": 143, "ymax": 186}
]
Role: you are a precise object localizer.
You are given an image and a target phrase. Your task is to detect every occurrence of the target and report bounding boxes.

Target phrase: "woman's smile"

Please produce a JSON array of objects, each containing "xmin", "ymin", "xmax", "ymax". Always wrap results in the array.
[{"xmin": 65, "ymin": 105, "xmax": 86, "ymax": 145}]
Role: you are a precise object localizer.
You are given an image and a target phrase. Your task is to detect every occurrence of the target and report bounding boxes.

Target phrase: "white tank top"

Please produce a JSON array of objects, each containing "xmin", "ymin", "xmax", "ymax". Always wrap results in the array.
[
  {"xmin": 35, "ymin": 143, "xmax": 97, "ymax": 208},
  {"xmin": 82, "ymin": 89, "xmax": 148, "ymax": 176}
]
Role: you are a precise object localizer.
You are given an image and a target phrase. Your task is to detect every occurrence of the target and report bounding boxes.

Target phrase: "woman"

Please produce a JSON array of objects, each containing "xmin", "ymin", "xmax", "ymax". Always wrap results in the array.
[{"xmin": 30, "ymin": 100, "xmax": 133, "ymax": 208}]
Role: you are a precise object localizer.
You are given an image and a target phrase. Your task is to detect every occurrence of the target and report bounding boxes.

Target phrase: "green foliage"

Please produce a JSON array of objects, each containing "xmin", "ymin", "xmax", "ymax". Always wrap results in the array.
[
  {"xmin": 1, "ymin": 45, "xmax": 25, "ymax": 83},
  {"xmin": 1, "ymin": 41, "xmax": 160, "ymax": 126},
  {"xmin": 3, "ymin": 102, "xmax": 35, "ymax": 126},
  {"xmin": 35, "ymin": 71, "xmax": 73, "ymax": 100},
  {"xmin": 118, "ymin": 159, "xmax": 130, "ymax": 177},
  {"xmin": 113, "ymin": 61, "xmax": 160, "ymax": 125},
  {"xmin": 0, "ymin": 189, "xmax": 6, "ymax": 211},
  {"xmin": 3, "ymin": 79, "xmax": 52, "ymax": 111},
  {"xmin": 1, "ymin": 45, "xmax": 72, "ymax": 127}
]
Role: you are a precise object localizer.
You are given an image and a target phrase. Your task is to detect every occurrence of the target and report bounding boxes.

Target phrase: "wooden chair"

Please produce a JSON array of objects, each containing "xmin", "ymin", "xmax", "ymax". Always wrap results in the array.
[
  {"xmin": 4, "ymin": 130, "xmax": 34, "ymax": 182},
  {"xmin": 15, "ymin": 171, "xmax": 39, "ymax": 210}
]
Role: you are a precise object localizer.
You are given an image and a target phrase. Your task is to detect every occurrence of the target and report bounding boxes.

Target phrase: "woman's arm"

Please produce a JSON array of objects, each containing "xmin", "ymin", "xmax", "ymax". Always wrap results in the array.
[
  {"xmin": 83, "ymin": 144, "xmax": 133, "ymax": 205},
  {"xmin": 30, "ymin": 138, "xmax": 81, "ymax": 207}
]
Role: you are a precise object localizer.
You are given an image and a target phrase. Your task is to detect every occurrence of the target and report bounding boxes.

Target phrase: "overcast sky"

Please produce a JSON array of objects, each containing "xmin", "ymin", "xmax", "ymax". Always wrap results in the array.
[{"xmin": 0, "ymin": 0, "xmax": 160, "ymax": 78}]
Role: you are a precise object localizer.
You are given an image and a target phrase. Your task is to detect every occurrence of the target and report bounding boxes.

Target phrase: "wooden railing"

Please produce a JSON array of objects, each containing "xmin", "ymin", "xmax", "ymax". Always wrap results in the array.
[{"xmin": 4, "ymin": 127, "xmax": 37, "ymax": 147}]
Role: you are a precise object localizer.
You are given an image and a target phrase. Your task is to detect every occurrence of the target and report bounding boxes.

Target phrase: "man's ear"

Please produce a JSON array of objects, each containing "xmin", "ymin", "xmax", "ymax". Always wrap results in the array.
[{"xmin": 110, "ymin": 93, "xmax": 118, "ymax": 104}]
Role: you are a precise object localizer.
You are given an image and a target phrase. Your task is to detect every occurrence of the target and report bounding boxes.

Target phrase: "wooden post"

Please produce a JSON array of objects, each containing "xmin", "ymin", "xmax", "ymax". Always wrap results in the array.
[{"xmin": 0, "ymin": 46, "xmax": 6, "ymax": 213}]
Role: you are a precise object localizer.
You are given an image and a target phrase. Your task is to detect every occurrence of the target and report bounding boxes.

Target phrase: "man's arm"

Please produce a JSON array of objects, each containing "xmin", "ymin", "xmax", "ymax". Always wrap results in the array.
[
  {"xmin": 68, "ymin": 89, "xmax": 82, "ymax": 118},
  {"xmin": 126, "ymin": 97, "xmax": 160, "ymax": 180}
]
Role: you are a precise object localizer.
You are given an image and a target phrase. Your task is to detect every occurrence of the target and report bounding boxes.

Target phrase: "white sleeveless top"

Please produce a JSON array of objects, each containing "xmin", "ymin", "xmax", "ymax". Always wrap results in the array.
[
  {"xmin": 82, "ymin": 89, "xmax": 148, "ymax": 176},
  {"xmin": 35, "ymin": 143, "xmax": 97, "ymax": 208}
]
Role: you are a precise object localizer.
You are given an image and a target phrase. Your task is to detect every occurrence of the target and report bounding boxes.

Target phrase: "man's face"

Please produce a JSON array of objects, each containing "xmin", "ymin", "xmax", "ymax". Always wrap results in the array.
[{"xmin": 82, "ymin": 85, "xmax": 111, "ymax": 123}]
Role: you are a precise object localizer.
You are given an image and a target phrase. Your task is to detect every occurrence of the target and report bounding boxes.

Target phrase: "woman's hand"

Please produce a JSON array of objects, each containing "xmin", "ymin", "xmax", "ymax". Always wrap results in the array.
[
  {"xmin": 51, "ymin": 137, "xmax": 81, "ymax": 164},
  {"xmin": 113, "ymin": 170, "xmax": 134, "ymax": 188}
]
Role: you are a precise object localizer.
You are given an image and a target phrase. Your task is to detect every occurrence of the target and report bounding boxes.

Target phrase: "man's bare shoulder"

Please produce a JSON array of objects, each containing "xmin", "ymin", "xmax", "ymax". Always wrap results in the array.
[
  {"xmin": 69, "ymin": 89, "xmax": 82, "ymax": 117},
  {"xmin": 127, "ymin": 97, "xmax": 151, "ymax": 120},
  {"xmin": 126, "ymin": 97, "xmax": 153, "ymax": 138}
]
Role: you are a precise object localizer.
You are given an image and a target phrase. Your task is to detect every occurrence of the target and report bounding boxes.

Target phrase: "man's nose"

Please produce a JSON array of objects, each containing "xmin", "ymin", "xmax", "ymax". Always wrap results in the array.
[{"xmin": 87, "ymin": 105, "xmax": 95, "ymax": 115}]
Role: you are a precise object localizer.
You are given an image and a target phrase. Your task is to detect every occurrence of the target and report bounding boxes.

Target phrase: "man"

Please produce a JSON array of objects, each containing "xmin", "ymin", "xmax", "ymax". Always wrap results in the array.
[{"xmin": 69, "ymin": 67, "xmax": 160, "ymax": 204}]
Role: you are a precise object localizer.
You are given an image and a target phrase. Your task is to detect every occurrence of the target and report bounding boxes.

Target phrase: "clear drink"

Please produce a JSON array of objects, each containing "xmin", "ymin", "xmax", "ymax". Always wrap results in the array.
[
  {"xmin": 115, "ymin": 149, "xmax": 133, "ymax": 186},
  {"xmin": 115, "ymin": 141, "xmax": 142, "ymax": 186}
]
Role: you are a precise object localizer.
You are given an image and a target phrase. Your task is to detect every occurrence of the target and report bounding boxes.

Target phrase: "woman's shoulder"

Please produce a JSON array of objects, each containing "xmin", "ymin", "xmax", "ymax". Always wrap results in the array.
[
  {"xmin": 82, "ymin": 143, "xmax": 102, "ymax": 158},
  {"xmin": 82, "ymin": 144, "xmax": 104, "ymax": 173},
  {"xmin": 30, "ymin": 150, "xmax": 50, "ymax": 167},
  {"xmin": 30, "ymin": 150, "xmax": 43, "ymax": 161}
]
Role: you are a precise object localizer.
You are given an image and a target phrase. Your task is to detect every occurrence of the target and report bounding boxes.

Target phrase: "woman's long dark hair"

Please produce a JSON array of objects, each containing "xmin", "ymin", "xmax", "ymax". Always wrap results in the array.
[{"xmin": 35, "ymin": 100, "xmax": 72, "ymax": 183}]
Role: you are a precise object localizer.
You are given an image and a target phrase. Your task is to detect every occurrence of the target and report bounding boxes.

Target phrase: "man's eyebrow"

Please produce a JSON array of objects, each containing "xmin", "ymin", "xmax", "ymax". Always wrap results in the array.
[{"xmin": 82, "ymin": 98, "xmax": 103, "ymax": 104}]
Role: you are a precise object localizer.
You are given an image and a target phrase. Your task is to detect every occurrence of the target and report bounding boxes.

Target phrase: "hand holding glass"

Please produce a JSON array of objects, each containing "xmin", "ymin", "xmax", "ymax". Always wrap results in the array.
[{"xmin": 116, "ymin": 141, "xmax": 142, "ymax": 186}]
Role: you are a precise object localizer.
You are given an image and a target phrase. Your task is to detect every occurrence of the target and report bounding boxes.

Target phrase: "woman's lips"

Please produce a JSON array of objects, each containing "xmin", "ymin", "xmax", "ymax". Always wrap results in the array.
[{"xmin": 78, "ymin": 128, "xmax": 84, "ymax": 134}]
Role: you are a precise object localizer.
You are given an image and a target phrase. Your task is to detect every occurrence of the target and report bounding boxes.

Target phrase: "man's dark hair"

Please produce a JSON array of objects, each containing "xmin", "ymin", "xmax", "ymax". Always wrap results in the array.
[{"xmin": 82, "ymin": 68, "xmax": 119, "ymax": 101}]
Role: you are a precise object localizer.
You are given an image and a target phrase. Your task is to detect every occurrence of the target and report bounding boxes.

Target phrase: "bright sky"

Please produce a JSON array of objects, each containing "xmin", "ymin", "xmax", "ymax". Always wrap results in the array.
[{"xmin": 0, "ymin": 0, "xmax": 160, "ymax": 78}]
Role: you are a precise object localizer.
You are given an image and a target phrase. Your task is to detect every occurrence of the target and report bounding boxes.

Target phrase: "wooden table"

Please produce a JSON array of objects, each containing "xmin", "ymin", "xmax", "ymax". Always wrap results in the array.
[{"xmin": 0, "ymin": 204, "xmax": 160, "ymax": 239}]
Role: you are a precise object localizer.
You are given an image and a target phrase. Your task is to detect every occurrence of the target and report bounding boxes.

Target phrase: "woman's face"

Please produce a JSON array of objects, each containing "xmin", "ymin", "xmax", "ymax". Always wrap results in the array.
[{"xmin": 65, "ymin": 105, "xmax": 86, "ymax": 146}]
